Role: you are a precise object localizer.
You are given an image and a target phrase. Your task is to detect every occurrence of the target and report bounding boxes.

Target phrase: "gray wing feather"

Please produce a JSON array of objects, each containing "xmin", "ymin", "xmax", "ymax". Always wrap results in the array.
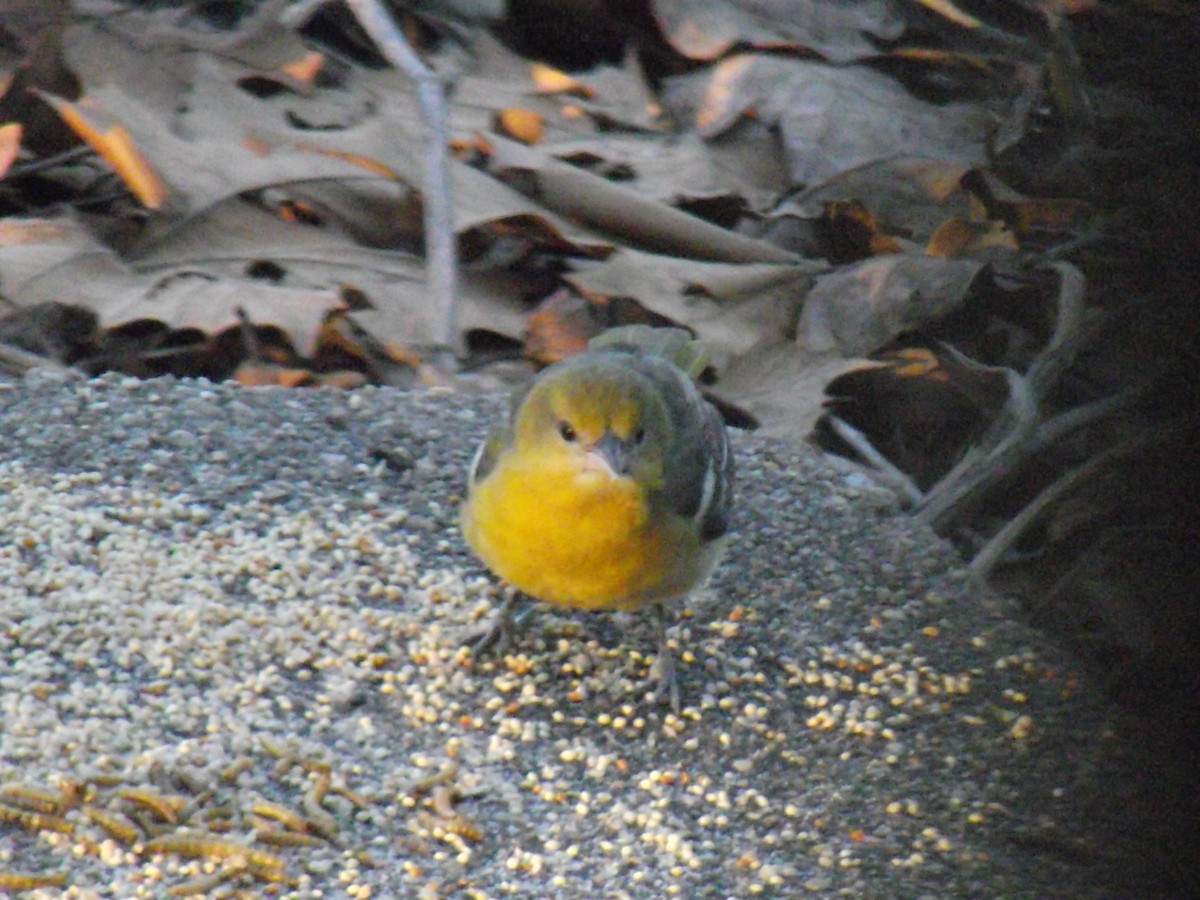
[
  {"xmin": 468, "ymin": 381, "xmax": 530, "ymax": 488},
  {"xmin": 628, "ymin": 356, "xmax": 734, "ymax": 543}
]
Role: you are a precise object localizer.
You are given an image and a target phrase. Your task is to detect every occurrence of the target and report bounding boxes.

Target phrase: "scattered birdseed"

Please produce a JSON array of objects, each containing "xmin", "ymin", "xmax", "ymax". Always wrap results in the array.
[{"xmin": 0, "ymin": 372, "xmax": 1180, "ymax": 897}]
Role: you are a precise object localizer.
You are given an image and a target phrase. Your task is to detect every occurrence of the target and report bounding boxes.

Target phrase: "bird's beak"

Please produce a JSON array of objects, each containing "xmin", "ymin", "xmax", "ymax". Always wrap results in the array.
[{"xmin": 582, "ymin": 431, "xmax": 627, "ymax": 478}]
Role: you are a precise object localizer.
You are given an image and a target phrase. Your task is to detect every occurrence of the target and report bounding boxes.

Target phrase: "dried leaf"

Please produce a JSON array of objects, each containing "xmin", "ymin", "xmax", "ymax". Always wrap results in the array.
[
  {"xmin": 0, "ymin": 216, "xmax": 345, "ymax": 357},
  {"xmin": 799, "ymin": 255, "xmax": 983, "ymax": 356},
  {"xmin": 37, "ymin": 91, "xmax": 168, "ymax": 209},
  {"xmin": 927, "ymin": 216, "xmax": 1017, "ymax": 256},
  {"xmin": 530, "ymin": 63, "xmax": 591, "ymax": 98},
  {"xmin": 495, "ymin": 108, "xmax": 544, "ymax": 145},
  {"xmin": 485, "ymin": 134, "xmax": 796, "ymax": 263},
  {"xmin": 566, "ymin": 248, "xmax": 821, "ymax": 359},
  {"xmin": 523, "ymin": 288, "xmax": 601, "ymax": 364},
  {"xmin": 0, "ymin": 123, "xmax": 22, "ymax": 178},
  {"xmin": 668, "ymin": 55, "xmax": 996, "ymax": 187},
  {"xmin": 767, "ymin": 158, "xmax": 982, "ymax": 252},
  {"xmin": 651, "ymin": 0, "xmax": 905, "ymax": 64},
  {"xmin": 913, "ymin": 0, "xmax": 983, "ymax": 29},
  {"xmin": 280, "ymin": 51, "xmax": 325, "ymax": 87}
]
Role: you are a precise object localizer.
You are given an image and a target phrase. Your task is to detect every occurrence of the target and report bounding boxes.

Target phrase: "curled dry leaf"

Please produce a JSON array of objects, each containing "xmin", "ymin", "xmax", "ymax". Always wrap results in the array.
[
  {"xmin": 799, "ymin": 254, "xmax": 984, "ymax": 357},
  {"xmin": 0, "ymin": 123, "xmax": 22, "ymax": 178},
  {"xmin": 649, "ymin": 0, "xmax": 905, "ymax": 64},
  {"xmin": 36, "ymin": 91, "xmax": 169, "ymax": 209}
]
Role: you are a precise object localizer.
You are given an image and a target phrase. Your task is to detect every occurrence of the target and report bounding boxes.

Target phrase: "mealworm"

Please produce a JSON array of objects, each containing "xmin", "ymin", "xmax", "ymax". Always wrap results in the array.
[
  {"xmin": 249, "ymin": 799, "xmax": 309, "ymax": 833},
  {"xmin": 0, "ymin": 871, "xmax": 68, "ymax": 890},
  {"xmin": 0, "ymin": 783, "xmax": 62, "ymax": 815},
  {"xmin": 0, "ymin": 801, "xmax": 74, "ymax": 834},
  {"xmin": 142, "ymin": 832, "xmax": 287, "ymax": 879},
  {"xmin": 408, "ymin": 763, "xmax": 459, "ymax": 796},
  {"xmin": 81, "ymin": 805, "xmax": 142, "ymax": 844},
  {"xmin": 166, "ymin": 861, "xmax": 247, "ymax": 897},
  {"xmin": 117, "ymin": 787, "xmax": 187, "ymax": 824},
  {"xmin": 254, "ymin": 826, "xmax": 326, "ymax": 849}
]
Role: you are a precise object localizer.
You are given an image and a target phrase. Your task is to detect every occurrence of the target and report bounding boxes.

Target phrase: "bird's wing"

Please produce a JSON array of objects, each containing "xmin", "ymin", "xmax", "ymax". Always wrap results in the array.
[
  {"xmin": 631, "ymin": 355, "xmax": 734, "ymax": 542},
  {"xmin": 468, "ymin": 381, "xmax": 531, "ymax": 487}
]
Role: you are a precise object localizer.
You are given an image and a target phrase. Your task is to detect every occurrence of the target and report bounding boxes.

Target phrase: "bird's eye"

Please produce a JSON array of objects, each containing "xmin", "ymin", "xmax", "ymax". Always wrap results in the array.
[
  {"xmin": 557, "ymin": 421, "xmax": 577, "ymax": 442},
  {"xmin": 633, "ymin": 426, "xmax": 646, "ymax": 445}
]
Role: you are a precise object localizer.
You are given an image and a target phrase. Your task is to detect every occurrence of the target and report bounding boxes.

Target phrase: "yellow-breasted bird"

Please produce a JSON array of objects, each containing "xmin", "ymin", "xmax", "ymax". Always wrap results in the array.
[{"xmin": 461, "ymin": 325, "xmax": 734, "ymax": 711}]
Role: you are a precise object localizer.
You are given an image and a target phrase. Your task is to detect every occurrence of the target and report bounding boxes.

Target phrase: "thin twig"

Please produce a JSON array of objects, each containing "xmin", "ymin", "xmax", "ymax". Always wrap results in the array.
[
  {"xmin": 1030, "ymin": 386, "xmax": 1140, "ymax": 450},
  {"xmin": 969, "ymin": 424, "xmax": 1176, "ymax": 578},
  {"xmin": 826, "ymin": 415, "xmax": 924, "ymax": 506},
  {"xmin": 916, "ymin": 263, "xmax": 1092, "ymax": 528},
  {"xmin": 6, "ymin": 146, "xmax": 94, "ymax": 179},
  {"xmin": 919, "ymin": 385, "xmax": 1141, "ymax": 530},
  {"xmin": 917, "ymin": 366, "xmax": 1035, "ymax": 527},
  {"xmin": 0, "ymin": 342, "xmax": 74, "ymax": 376},
  {"xmin": 344, "ymin": 0, "xmax": 461, "ymax": 357},
  {"xmin": 1028, "ymin": 261, "xmax": 1087, "ymax": 395}
]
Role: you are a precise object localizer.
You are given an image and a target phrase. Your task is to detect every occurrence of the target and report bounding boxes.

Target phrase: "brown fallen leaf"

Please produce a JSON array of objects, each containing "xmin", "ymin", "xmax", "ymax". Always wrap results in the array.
[
  {"xmin": 651, "ymin": 0, "xmax": 905, "ymax": 64},
  {"xmin": 0, "ymin": 215, "xmax": 347, "ymax": 359},
  {"xmin": 495, "ymin": 107, "xmax": 544, "ymax": 145},
  {"xmin": 530, "ymin": 63, "xmax": 592, "ymax": 98},
  {"xmin": 37, "ymin": 91, "xmax": 169, "ymax": 209},
  {"xmin": 926, "ymin": 216, "xmax": 1017, "ymax": 257},
  {"xmin": 668, "ymin": 54, "xmax": 997, "ymax": 187},
  {"xmin": 565, "ymin": 247, "xmax": 822, "ymax": 362},
  {"xmin": 484, "ymin": 133, "xmax": 797, "ymax": 263},
  {"xmin": 523, "ymin": 288, "xmax": 602, "ymax": 364},
  {"xmin": 799, "ymin": 254, "xmax": 984, "ymax": 357}
]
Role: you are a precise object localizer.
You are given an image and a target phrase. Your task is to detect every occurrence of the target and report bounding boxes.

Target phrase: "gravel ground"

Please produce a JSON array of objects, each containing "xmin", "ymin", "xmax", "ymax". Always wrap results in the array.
[{"xmin": 0, "ymin": 371, "xmax": 1186, "ymax": 898}]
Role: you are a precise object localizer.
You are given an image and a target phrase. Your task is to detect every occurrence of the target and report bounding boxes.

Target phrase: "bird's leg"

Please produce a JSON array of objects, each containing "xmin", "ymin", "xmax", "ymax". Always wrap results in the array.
[
  {"xmin": 650, "ymin": 603, "xmax": 681, "ymax": 714},
  {"xmin": 468, "ymin": 591, "xmax": 529, "ymax": 657}
]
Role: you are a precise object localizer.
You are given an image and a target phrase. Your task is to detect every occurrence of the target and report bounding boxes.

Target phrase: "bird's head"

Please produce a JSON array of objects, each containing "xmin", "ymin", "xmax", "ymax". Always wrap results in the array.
[{"xmin": 515, "ymin": 360, "xmax": 671, "ymax": 488}]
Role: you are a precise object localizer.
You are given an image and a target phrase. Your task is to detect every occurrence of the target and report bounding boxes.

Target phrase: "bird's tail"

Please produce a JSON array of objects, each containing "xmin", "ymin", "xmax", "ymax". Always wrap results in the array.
[{"xmin": 588, "ymin": 325, "xmax": 708, "ymax": 382}]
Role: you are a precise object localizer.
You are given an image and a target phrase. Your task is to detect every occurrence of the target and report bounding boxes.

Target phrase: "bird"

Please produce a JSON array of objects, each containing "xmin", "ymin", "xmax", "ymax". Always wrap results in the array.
[{"xmin": 461, "ymin": 325, "xmax": 734, "ymax": 712}]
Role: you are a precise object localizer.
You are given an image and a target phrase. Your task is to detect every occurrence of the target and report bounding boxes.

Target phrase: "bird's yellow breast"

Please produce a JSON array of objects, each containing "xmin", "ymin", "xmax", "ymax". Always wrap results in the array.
[{"xmin": 462, "ymin": 452, "xmax": 708, "ymax": 611}]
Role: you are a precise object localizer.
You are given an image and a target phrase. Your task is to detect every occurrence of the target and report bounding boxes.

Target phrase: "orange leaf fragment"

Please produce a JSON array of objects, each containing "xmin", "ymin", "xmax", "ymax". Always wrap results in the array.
[
  {"xmin": 913, "ymin": 0, "xmax": 982, "ymax": 28},
  {"xmin": 235, "ymin": 364, "xmax": 315, "ymax": 387},
  {"xmin": 281, "ymin": 51, "xmax": 325, "ymax": 87},
  {"xmin": 494, "ymin": 107, "xmax": 544, "ymax": 145},
  {"xmin": 1007, "ymin": 197, "xmax": 1093, "ymax": 235},
  {"xmin": 523, "ymin": 288, "xmax": 600, "ymax": 365},
  {"xmin": 927, "ymin": 216, "xmax": 977, "ymax": 258},
  {"xmin": 294, "ymin": 144, "xmax": 398, "ymax": 179},
  {"xmin": 928, "ymin": 216, "xmax": 1017, "ymax": 256},
  {"xmin": 0, "ymin": 123, "xmax": 22, "ymax": 178},
  {"xmin": 892, "ymin": 48, "xmax": 991, "ymax": 70},
  {"xmin": 889, "ymin": 348, "xmax": 942, "ymax": 379},
  {"xmin": 37, "ymin": 92, "xmax": 167, "ymax": 209},
  {"xmin": 530, "ymin": 63, "xmax": 592, "ymax": 98},
  {"xmin": 316, "ymin": 370, "xmax": 367, "ymax": 389},
  {"xmin": 695, "ymin": 54, "xmax": 754, "ymax": 136},
  {"xmin": 243, "ymin": 137, "xmax": 272, "ymax": 157}
]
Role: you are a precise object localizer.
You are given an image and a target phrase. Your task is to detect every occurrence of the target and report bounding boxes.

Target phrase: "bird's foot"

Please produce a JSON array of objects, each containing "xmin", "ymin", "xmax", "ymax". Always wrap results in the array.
[
  {"xmin": 651, "ymin": 648, "xmax": 681, "ymax": 714},
  {"xmin": 465, "ymin": 592, "xmax": 526, "ymax": 658},
  {"xmin": 650, "ymin": 603, "xmax": 682, "ymax": 714}
]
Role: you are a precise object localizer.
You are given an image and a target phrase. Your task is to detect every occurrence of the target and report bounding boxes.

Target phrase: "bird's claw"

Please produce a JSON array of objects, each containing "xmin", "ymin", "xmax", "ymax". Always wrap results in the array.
[
  {"xmin": 466, "ymin": 616, "xmax": 510, "ymax": 657},
  {"xmin": 651, "ymin": 649, "xmax": 681, "ymax": 714},
  {"xmin": 465, "ymin": 592, "xmax": 525, "ymax": 658},
  {"xmin": 650, "ymin": 603, "xmax": 682, "ymax": 714}
]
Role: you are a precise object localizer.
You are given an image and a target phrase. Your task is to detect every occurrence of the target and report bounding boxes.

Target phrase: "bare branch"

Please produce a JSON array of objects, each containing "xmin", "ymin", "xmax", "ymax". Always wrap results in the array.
[
  {"xmin": 344, "ymin": 0, "xmax": 461, "ymax": 358},
  {"xmin": 916, "ymin": 366, "xmax": 1035, "ymax": 526},
  {"xmin": 916, "ymin": 263, "xmax": 1097, "ymax": 529},
  {"xmin": 918, "ymin": 385, "xmax": 1141, "ymax": 530},
  {"xmin": 969, "ymin": 424, "xmax": 1176, "ymax": 578},
  {"xmin": 0, "ymin": 342, "xmax": 74, "ymax": 376},
  {"xmin": 826, "ymin": 415, "xmax": 924, "ymax": 506}
]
